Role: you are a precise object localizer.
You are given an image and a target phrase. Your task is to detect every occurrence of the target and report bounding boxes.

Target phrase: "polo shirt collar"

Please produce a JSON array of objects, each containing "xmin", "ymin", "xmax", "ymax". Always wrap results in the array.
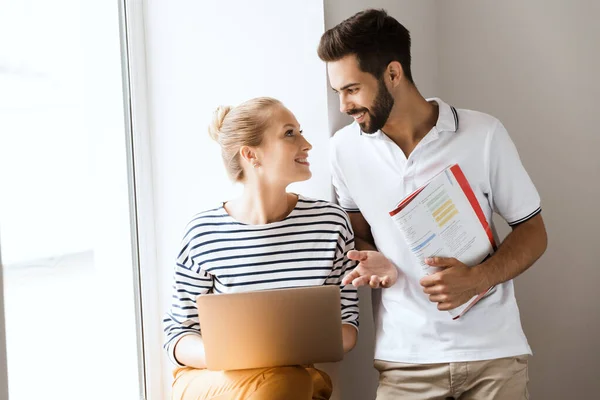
[{"xmin": 429, "ymin": 97, "xmax": 459, "ymax": 133}]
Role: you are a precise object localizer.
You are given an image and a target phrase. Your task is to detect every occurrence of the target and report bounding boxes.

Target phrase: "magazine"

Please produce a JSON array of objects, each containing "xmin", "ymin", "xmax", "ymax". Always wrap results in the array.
[{"xmin": 389, "ymin": 164, "xmax": 496, "ymax": 319}]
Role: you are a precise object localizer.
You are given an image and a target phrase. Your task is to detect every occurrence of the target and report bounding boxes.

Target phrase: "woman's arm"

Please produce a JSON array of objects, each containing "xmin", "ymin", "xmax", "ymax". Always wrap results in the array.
[
  {"xmin": 164, "ymin": 263, "xmax": 212, "ymax": 367},
  {"xmin": 334, "ymin": 209, "xmax": 360, "ymax": 353},
  {"xmin": 173, "ymin": 334, "xmax": 207, "ymax": 369},
  {"xmin": 164, "ymin": 223, "xmax": 214, "ymax": 368}
]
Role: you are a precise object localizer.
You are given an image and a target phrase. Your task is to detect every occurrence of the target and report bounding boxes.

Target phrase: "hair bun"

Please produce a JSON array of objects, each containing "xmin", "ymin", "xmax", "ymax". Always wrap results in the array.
[{"xmin": 208, "ymin": 105, "xmax": 233, "ymax": 141}]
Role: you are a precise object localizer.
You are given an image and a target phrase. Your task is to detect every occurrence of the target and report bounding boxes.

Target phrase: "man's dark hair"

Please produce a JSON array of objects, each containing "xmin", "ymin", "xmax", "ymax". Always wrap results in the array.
[{"xmin": 318, "ymin": 9, "xmax": 413, "ymax": 84}]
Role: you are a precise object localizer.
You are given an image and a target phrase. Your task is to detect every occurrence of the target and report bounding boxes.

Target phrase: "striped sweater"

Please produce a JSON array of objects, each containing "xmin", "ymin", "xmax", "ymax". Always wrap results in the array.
[{"xmin": 163, "ymin": 195, "xmax": 360, "ymax": 366}]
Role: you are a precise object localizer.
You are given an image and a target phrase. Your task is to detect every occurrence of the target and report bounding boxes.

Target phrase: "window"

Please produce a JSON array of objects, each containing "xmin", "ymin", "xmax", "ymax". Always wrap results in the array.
[{"xmin": 0, "ymin": 1, "xmax": 141, "ymax": 398}]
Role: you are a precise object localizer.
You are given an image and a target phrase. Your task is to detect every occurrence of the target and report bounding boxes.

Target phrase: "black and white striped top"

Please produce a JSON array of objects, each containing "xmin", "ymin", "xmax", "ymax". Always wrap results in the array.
[{"xmin": 163, "ymin": 195, "xmax": 360, "ymax": 366}]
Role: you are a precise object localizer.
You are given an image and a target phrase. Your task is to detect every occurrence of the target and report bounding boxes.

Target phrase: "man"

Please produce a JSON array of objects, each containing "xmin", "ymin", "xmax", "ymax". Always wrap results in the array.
[{"xmin": 318, "ymin": 9, "xmax": 547, "ymax": 400}]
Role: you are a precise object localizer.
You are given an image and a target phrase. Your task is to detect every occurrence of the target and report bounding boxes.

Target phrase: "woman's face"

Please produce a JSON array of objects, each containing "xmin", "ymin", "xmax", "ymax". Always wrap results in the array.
[{"xmin": 253, "ymin": 105, "xmax": 313, "ymax": 186}]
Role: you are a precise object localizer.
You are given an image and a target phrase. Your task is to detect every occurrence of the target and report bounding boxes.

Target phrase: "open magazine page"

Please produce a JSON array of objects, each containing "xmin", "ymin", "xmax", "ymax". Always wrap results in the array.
[{"xmin": 390, "ymin": 165, "xmax": 495, "ymax": 319}]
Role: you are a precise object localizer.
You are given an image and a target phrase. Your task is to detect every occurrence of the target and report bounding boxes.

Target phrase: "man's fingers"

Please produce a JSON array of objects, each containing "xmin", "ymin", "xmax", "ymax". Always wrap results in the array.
[
  {"xmin": 342, "ymin": 269, "xmax": 361, "ymax": 286},
  {"xmin": 437, "ymin": 302, "xmax": 457, "ymax": 311},
  {"xmin": 347, "ymin": 250, "xmax": 368, "ymax": 262},
  {"xmin": 369, "ymin": 275, "xmax": 381, "ymax": 289},
  {"xmin": 424, "ymin": 256, "xmax": 455, "ymax": 267},
  {"xmin": 419, "ymin": 273, "xmax": 440, "ymax": 287},
  {"xmin": 351, "ymin": 275, "xmax": 371, "ymax": 288},
  {"xmin": 428, "ymin": 294, "xmax": 448, "ymax": 303},
  {"xmin": 422, "ymin": 285, "xmax": 445, "ymax": 295},
  {"xmin": 381, "ymin": 276, "xmax": 391, "ymax": 288}
]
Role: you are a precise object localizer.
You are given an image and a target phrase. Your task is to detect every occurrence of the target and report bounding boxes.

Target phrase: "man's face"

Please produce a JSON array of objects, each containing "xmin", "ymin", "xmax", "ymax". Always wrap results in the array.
[{"xmin": 327, "ymin": 55, "xmax": 394, "ymax": 133}]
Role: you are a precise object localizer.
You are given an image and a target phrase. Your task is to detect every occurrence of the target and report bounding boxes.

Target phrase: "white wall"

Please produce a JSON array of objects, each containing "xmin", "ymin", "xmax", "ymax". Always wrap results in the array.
[
  {"xmin": 437, "ymin": 1, "xmax": 600, "ymax": 398},
  {"xmin": 323, "ymin": 2, "xmax": 438, "ymax": 399},
  {"xmin": 142, "ymin": 1, "xmax": 335, "ymax": 397}
]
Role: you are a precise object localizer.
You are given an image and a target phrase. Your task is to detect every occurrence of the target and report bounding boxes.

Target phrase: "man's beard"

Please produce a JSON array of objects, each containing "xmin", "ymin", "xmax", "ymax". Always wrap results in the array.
[{"xmin": 348, "ymin": 77, "xmax": 394, "ymax": 134}]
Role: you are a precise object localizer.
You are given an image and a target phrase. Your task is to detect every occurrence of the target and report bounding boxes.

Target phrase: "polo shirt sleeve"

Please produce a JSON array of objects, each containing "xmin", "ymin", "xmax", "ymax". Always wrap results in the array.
[
  {"xmin": 329, "ymin": 137, "xmax": 360, "ymax": 212},
  {"xmin": 486, "ymin": 120, "xmax": 541, "ymax": 226}
]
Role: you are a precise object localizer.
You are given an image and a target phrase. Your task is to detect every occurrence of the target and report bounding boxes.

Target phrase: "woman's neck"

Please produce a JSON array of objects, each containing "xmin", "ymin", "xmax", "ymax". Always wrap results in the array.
[{"xmin": 226, "ymin": 183, "xmax": 297, "ymax": 225}]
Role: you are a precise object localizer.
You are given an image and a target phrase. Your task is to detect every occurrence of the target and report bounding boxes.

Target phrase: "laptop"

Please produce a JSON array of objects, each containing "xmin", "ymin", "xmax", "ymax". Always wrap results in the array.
[{"xmin": 196, "ymin": 285, "xmax": 344, "ymax": 371}]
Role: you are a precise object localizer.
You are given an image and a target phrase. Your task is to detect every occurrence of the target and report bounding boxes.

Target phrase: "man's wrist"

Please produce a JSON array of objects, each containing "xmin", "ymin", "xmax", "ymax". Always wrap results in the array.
[{"xmin": 472, "ymin": 263, "xmax": 493, "ymax": 293}]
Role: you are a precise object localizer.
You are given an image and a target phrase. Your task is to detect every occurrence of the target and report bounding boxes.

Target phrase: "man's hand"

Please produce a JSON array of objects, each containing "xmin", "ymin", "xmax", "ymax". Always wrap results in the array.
[
  {"xmin": 420, "ymin": 257, "xmax": 486, "ymax": 311},
  {"xmin": 342, "ymin": 250, "xmax": 399, "ymax": 288}
]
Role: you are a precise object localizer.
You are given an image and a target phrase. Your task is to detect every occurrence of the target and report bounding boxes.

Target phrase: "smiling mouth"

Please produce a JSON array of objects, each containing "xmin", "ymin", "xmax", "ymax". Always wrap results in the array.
[
  {"xmin": 350, "ymin": 111, "xmax": 366, "ymax": 122},
  {"xmin": 295, "ymin": 157, "xmax": 310, "ymax": 166}
]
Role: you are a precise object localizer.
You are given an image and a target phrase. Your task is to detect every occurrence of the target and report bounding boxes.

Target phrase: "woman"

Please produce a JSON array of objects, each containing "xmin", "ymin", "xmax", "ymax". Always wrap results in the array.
[{"xmin": 163, "ymin": 97, "xmax": 359, "ymax": 400}]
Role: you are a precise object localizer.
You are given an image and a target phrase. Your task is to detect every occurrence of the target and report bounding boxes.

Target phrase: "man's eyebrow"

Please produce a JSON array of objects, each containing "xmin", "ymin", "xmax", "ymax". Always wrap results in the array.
[{"xmin": 332, "ymin": 83, "xmax": 360, "ymax": 92}]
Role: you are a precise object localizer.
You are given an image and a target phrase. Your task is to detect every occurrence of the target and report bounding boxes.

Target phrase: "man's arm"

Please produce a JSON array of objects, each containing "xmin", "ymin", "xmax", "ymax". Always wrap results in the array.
[
  {"xmin": 348, "ymin": 212, "xmax": 377, "ymax": 251},
  {"xmin": 421, "ymin": 213, "xmax": 547, "ymax": 310},
  {"xmin": 477, "ymin": 213, "xmax": 547, "ymax": 288}
]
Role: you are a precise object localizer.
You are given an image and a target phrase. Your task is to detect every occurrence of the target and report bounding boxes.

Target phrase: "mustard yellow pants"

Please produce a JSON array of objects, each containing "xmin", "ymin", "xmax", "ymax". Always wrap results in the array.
[{"xmin": 172, "ymin": 365, "xmax": 332, "ymax": 400}]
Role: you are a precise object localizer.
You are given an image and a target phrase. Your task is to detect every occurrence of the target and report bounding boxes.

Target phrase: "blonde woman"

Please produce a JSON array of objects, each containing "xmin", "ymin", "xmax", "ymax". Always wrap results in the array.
[{"xmin": 163, "ymin": 97, "xmax": 359, "ymax": 400}]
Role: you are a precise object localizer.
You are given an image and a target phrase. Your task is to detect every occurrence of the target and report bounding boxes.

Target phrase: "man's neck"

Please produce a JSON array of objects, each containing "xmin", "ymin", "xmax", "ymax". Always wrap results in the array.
[{"xmin": 381, "ymin": 86, "xmax": 439, "ymax": 157}]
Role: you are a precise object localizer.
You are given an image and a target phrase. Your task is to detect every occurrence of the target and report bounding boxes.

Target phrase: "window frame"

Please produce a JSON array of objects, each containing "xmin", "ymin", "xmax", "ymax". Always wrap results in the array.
[
  {"xmin": 0, "ymin": 241, "xmax": 8, "ymax": 399},
  {"xmin": 119, "ymin": 0, "xmax": 164, "ymax": 399}
]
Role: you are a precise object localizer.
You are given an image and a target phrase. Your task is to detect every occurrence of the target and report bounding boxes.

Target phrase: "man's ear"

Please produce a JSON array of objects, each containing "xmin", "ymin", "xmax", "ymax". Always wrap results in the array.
[{"xmin": 387, "ymin": 61, "xmax": 404, "ymax": 87}]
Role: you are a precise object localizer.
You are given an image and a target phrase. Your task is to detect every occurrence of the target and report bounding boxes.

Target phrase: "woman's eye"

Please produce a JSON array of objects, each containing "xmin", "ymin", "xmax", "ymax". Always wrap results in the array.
[{"xmin": 285, "ymin": 129, "xmax": 294, "ymax": 137}]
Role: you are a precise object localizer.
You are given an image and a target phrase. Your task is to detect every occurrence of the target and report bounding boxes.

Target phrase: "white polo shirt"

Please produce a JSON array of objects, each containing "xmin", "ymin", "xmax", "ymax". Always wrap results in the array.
[{"xmin": 330, "ymin": 98, "xmax": 541, "ymax": 363}]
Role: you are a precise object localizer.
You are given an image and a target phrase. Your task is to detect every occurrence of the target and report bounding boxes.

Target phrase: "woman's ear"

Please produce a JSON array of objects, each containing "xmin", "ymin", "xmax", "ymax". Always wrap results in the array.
[{"xmin": 240, "ymin": 146, "xmax": 260, "ymax": 168}]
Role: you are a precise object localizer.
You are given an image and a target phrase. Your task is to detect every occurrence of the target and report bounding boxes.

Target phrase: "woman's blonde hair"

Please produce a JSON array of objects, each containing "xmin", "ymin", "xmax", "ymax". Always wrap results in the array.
[{"xmin": 208, "ymin": 97, "xmax": 283, "ymax": 182}]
